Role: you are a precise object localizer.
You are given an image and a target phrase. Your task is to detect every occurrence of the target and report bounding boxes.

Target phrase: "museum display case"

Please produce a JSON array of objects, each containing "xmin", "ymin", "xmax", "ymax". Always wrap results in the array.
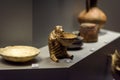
[{"xmin": 0, "ymin": 0, "xmax": 120, "ymax": 80}]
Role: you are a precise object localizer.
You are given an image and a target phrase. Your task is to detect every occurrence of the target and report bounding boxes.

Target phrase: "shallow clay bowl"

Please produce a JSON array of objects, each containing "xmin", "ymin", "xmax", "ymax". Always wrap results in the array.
[
  {"xmin": 58, "ymin": 32, "xmax": 77, "ymax": 47},
  {"xmin": 0, "ymin": 46, "xmax": 40, "ymax": 62}
]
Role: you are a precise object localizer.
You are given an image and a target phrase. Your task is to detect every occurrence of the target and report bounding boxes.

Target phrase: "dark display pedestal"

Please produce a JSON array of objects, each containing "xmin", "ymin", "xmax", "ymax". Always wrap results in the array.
[{"xmin": 0, "ymin": 30, "xmax": 120, "ymax": 80}]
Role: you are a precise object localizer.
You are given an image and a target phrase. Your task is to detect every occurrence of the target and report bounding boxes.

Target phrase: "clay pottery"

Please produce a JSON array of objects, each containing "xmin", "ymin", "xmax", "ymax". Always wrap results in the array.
[
  {"xmin": 111, "ymin": 50, "xmax": 120, "ymax": 72},
  {"xmin": 58, "ymin": 32, "xmax": 77, "ymax": 47},
  {"xmin": 0, "ymin": 46, "xmax": 40, "ymax": 62},
  {"xmin": 78, "ymin": 0, "xmax": 107, "ymax": 31},
  {"xmin": 80, "ymin": 23, "xmax": 99, "ymax": 42}
]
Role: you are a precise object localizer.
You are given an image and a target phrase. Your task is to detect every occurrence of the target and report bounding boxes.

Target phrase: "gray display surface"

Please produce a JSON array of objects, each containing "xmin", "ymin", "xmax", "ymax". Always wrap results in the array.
[{"xmin": 0, "ymin": 29, "xmax": 120, "ymax": 70}]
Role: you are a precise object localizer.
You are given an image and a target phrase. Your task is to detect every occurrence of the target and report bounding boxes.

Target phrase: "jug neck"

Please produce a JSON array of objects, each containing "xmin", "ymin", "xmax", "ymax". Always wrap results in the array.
[{"xmin": 86, "ymin": 0, "xmax": 98, "ymax": 12}]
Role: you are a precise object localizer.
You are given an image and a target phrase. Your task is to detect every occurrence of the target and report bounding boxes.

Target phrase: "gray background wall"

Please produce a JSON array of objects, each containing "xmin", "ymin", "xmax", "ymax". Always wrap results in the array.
[
  {"xmin": 0, "ymin": 0, "xmax": 32, "ymax": 47},
  {"xmin": 0, "ymin": 0, "xmax": 120, "ymax": 48}
]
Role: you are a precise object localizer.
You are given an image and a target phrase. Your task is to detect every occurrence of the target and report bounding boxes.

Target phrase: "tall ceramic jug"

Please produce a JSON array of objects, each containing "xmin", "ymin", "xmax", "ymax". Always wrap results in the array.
[{"xmin": 78, "ymin": 0, "xmax": 107, "ymax": 31}]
